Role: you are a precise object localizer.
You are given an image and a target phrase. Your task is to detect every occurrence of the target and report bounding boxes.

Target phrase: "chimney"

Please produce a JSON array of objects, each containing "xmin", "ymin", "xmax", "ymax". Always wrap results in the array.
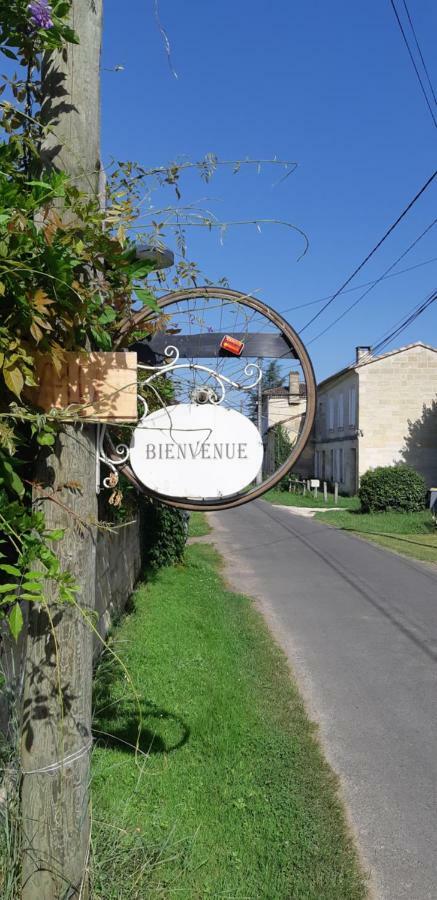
[
  {"xmin": 355, "ymin": 346, "xmax": 371, "ymax": 364},
  {"xmin": 288, "ymin": 371, "xmax": 300, "ymax": 404}
]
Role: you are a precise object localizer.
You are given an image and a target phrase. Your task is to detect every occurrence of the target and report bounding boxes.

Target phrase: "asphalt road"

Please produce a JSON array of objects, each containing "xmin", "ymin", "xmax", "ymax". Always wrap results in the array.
[{"xmin": 208, "ymin": 500, "xmax": 437, "ymax": 900}]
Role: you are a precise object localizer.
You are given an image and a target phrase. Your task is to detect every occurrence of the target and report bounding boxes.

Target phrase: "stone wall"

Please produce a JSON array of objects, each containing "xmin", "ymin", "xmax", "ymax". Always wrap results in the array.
[
  {"xmin": 315, "ymin": 344, "xmax": 437, "ymax": 494},
  {"xmin": 315, "ymin": 370, "xmax": 359, "ymax": 494},
  {"xmin": 0, "ymin": 517, "xmax": 144, "ymax": 736},
  {"xmin": 358, "ymin": 345, "xmax": 437, "ymax": 486},
  {"xmin": 94, "ymin": 515, "xmax": 144, "ymax": 654}
]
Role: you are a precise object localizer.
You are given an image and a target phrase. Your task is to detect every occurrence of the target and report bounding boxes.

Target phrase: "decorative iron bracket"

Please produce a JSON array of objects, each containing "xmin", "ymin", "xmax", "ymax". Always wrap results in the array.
[{"xmin": 96, "ymin": 345, "xmax": 262, "ymax": 494}]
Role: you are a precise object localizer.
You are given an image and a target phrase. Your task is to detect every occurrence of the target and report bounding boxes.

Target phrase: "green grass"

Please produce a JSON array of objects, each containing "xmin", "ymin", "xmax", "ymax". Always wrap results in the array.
[
  {"xmin": 315, "ymin": 508, "xmax": 437, "ymax": 564},
  {"xmin": 91, "ymin": 545, "xmax": 366, "ymax": 899},
  {"xmin": 263, "ymin": 489, "xmax": 360, "ymax": 509},
  {"xmin": 188, "ymin": 511, "xmax": 211, "ymax": 537}
]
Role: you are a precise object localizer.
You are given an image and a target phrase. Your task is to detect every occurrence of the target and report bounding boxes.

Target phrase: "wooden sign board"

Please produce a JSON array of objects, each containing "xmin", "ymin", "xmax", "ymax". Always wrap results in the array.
[
  {"xmin": 26, "ymin": 352, "xmax": 138, "ymax": 423},
  {"xmin": 130, "ymin": 403, "xmax": 264, "ymax": 499},
  {"xmin": 131, "ymin": 331, "xmax": 298, "ymax": 364}
]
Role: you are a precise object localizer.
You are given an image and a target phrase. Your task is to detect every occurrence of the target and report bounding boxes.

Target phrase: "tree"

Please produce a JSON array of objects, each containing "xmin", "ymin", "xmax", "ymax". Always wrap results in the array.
[{"xmin": 248, "ymin": 360, "xmax": 285, "ymax": 423}]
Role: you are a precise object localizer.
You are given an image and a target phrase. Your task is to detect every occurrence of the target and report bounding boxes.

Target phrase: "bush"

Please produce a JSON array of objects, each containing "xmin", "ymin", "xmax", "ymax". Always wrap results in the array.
[
  {"xmin": 359, "ymin": 465, "xmax": 427, "ymax": 513},
  {"xmin": 142, "ymin": 499, "xmax": 187, "ymax": 570}
]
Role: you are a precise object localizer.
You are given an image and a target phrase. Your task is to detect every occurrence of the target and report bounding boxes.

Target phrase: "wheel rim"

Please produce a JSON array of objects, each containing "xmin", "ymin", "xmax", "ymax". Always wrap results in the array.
[{"xmin": 108, "ymin": 287, "xmax": 316, "ymax": 511}]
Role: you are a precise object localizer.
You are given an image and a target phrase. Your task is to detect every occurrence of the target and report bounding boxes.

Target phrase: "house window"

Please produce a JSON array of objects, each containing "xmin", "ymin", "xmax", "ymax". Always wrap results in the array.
[
  {"xmin": 348, "ymin": 387, "xmax": 356, "ymax": 426},
  {"xmin": 330, "ymin": 448, "xmax": 334, "ymax": 479},
  {"xmin": 338, "ymin": 395, "xmax": 344, "ymax": 429},
  {"xmin": 328, "ymin": 397, "xmax": 335, "ymax": 430},
  {"xmin": 339, "ymin": 448, "xmax": 344, "ymax": 483}
]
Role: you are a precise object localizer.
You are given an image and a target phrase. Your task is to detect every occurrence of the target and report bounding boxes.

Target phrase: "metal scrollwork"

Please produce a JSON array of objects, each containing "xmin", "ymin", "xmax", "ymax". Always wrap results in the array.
[
  {"xmin": 137, "ymin": 345, "xmax": 262, "ymax": 416},
  {"xmin": 96, "ymin": 423, "xmax": 130, "ymax": 492},
  {"xmin": 97, "ymin": 344, "xmax": 263, "ymax": 491}
]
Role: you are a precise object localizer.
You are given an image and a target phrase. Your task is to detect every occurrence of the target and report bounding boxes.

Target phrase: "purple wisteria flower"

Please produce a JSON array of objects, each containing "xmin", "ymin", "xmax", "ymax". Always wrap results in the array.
[{"xmin": 28, "ymin": 0, "xmax": 54, "ymax": 29}]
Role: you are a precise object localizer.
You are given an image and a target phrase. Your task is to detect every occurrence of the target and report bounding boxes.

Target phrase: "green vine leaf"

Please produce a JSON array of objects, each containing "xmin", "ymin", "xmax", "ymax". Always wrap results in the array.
[
  {"xmin": 0, "ymin": 563, "xmax": 21, "ymax": 577},
  {"xmin": 0, "ymin": 595, "xmax": 18, "ymax": 606},
  {"xmin": 135, "ymin": 289, "xmax": 160, "ymax": 311},
  {"xmin": 8, "ymin": 603, "xmax": 23, "ymax": 641},
  {"xmin": 1, "ymin": 460, "xmax": 24, "ymax": 497},
  {"xmin": 22, "ymin": 582, "xmax": 43, "ymax": 593},
  {"xmin": 45, "ymin": 529, "xmax": 65, "ymax": 541},
  {"xmin": 3, "ymin": 366, "xmax": 24, "ymax": 397},
  {"xmin": 36, "ymin": 431, "xmax": 56, "ymax": 446}
]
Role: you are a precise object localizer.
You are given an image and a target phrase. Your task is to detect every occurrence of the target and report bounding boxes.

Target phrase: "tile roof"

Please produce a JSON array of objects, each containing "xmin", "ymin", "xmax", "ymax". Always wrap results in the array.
[
  {"xmin": 318, "ymin": 341, "xmax": 437, "ymax": 389},
  {"xmin": 263, "ymin": 384, "xmax": 307, "ymax": 398}
]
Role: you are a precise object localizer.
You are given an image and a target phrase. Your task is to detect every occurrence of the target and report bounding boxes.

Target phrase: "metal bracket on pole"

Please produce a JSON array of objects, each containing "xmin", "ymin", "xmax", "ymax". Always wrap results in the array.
[{"xmin": 95, "ymin": 423, "xmax": 101, "ymax": 494}]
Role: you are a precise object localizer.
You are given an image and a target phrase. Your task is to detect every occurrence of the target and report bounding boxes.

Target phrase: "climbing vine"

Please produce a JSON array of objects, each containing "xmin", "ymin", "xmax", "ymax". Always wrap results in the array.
[
  {"xmin": 0, "ymin": 1, "xmax": 306, "ymax": 640},
  {"xmin": 0, "ymin": 1, "xmax": 164, "ymax": 638}
]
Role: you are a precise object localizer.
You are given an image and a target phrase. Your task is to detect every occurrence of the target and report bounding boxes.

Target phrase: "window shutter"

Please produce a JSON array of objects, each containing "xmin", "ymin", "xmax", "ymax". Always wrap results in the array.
[
  {"xmin": 338, "ymin": 395, "xmax": 344, "ymax": 428},
  {"xmin": 348, "ymin": 387, "xmax": 356, "ymax": 426}
]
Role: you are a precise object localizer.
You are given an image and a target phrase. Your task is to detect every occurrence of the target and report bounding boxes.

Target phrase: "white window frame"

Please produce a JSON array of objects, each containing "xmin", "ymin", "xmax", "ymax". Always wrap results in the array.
[
  {"xmin": 338, "ymin": 394, "xmax": 344, "ymax": 429},
  {"xmin": 348, "ymin": 387, "xmax": 356, "ymax": 427},
  {"xmin": 328, "ymin": 396, "xmax": 335, "ymax": 431}
]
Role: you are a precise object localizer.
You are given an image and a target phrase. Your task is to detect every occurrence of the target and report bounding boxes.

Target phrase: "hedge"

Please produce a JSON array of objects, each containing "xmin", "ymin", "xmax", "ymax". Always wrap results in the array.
[{"xmin": 358, "ymin": 464, "xmax": 427, "ymax": 513}]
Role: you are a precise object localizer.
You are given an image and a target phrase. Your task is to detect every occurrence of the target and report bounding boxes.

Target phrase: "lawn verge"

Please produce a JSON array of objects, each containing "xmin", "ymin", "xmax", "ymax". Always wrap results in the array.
[
  {"xmin": 315, "ymin": 508, "xmax": 437, "ymax": 564},
  {"xmin": 188, "ymin": 510, "xmax": 211, "ymax": 537},
  {"xmin": 263, "ymin": 489, "xmax": 360, "ymax": 509},
  {"xmin": 91, "ymin": 543, "xmax": 366, "ymax": 899}
]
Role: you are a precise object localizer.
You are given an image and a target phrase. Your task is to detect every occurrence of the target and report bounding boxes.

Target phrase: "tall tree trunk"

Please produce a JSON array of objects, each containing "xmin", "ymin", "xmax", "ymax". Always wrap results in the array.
[{"xmin": 20, "ymin": 2, "xmax": 103, "ymax": 897}]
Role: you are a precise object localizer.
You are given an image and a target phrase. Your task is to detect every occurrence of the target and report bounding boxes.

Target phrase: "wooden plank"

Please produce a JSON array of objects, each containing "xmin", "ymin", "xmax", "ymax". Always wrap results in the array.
[
  {"xmin": 25, "ymin": 351, "xmax": 138, "ymax": 422},
  {"xmin": 131, "ymin": 331, "xmax": 298, "ymax": 363}
]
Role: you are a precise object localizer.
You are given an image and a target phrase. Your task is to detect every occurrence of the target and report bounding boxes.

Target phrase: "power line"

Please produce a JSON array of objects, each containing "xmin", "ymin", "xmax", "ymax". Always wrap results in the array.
[
  {"xmin": 372, "ymin": 290, "xmax": 437, "ymax": 354},
  {"xmin": 278, "ymin": 255, "xmax": 437, "ymax": 314},
  {"xmin": 367, "ymin": 294, "xmax": 431, "ymax": 354},
  {"xmin": 401, "ymin": 0, "xmax": 437, "ymax": 106},
  {"xmin": 298, "ymin": 168, "xmax": 437, "ymax": 335},
  {"xmin": 306, "ymin": 219, "xmax": 437, "ymax": 345},
  {"xmin": 358, "ymin": 287, "xmax": 437, "ymax": 364},
  {"xmin": 389, "ymin": 0, "xmax": 437, "ymax": 128}
]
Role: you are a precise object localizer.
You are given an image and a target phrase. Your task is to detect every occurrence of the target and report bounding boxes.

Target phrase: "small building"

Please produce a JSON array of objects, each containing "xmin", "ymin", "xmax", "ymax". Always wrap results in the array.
[
  {"xmin": 262, "ymin": 372, "xmax": 313, "ymax": 478},
  {"xmin": 315, "ymin": 342, "xmax": 437, "ymax": 495}
]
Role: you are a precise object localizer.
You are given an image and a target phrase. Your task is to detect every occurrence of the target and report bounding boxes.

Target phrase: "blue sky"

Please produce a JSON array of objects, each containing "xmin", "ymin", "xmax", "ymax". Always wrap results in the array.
[{"xmin": 102, "ymin": 0, "xmax": 436, "ymax": 381}]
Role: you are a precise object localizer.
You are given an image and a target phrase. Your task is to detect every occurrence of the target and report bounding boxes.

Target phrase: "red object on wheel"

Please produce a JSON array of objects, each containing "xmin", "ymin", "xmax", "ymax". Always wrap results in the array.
[{"xmin": 220, "ymin": 335, "xmax": 245, "ymax": 356}]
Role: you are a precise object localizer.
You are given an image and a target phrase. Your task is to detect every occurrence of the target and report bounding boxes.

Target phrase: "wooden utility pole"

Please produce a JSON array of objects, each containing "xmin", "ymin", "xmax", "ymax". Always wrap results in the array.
[{"xmin": 21, "ymin": 3, "xmax": 103, "ymax": 897}]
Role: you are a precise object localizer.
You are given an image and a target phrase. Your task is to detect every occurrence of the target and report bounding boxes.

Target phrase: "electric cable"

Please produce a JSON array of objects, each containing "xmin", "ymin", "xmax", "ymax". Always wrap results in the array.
[
  {"xmin": 297, "ymin": 168, "xmax": 437, "ymax": 336},
  {"xmin": 401, "ymin": 0, "xmax": 437, "ymax": 106},
  {"xmin": 306, "ymin": 218, "xmax": 437, "ymax": 345},
  {"xmin": 358, "ymin": 287, "xmax": 437, "ymax": 363},
  {"xmin": 389, "ymin": 0, "xmax": 437, "ymax": 128},
  {"xmin": 278, "ymin": 255, "xmax": 437, "ymax": 315},
  {"xmin": 371, "ymin": 291, "xmax": 437, "ymax": 356}
]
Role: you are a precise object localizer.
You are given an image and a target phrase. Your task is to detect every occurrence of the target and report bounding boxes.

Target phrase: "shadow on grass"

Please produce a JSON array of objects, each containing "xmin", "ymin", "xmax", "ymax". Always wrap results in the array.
[
  {"xmin": 93, "ymin": 644, "xmax": 190, "ymax": 756},
  {"xmin": 93, "ymin": 699, "xmax": 190, "ymax": 756}
]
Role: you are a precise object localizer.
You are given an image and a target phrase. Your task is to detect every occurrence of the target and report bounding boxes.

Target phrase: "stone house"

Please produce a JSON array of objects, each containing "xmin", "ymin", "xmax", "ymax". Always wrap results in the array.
[
  {"xmin": 315, "ymin": 342, "xmax": 437, "ymax": 495},
  {"xmin": 262, "ymin": 372, "xmax": 313, "ymax": 478}
]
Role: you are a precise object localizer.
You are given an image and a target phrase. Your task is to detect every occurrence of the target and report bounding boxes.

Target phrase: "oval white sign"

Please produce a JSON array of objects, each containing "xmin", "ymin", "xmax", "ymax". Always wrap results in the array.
[{"xmin": 129, "ymin": 403, "xmax": 264, "ymax": 500}]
